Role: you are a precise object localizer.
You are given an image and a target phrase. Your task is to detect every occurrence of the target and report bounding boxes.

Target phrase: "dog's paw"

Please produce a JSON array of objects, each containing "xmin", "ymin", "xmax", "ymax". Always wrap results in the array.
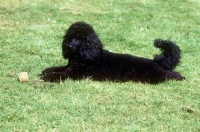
[
  {"xmin": 177, "ymin": 75, "xmax": 186, "ymax": 81},
  {"xmin": 41, "ymin": 72, "xmax": 63, "ymax": 83},
  {"xmin": 168, "ymin": 72, "xmax": 185, "ymax": 81},
  {"xmin": 42, "ymin": 66, "xmax": 66, "ymax": 74},
  {"xmin": 42, "ymin": 67, "xmax": 55, "ymax": 74}
]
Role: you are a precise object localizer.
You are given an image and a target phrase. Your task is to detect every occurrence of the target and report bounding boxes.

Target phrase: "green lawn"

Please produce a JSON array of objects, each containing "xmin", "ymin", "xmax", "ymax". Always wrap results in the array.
[{"xmin": 0, "ymin": 0, "xmax": 200, "ymax": 131}]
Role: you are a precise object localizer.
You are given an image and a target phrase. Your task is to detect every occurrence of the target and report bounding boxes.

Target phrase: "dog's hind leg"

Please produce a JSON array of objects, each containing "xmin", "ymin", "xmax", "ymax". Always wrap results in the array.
[{"xmin": 146, "ymin": 68, "xmax": 185, "ymax": 84}]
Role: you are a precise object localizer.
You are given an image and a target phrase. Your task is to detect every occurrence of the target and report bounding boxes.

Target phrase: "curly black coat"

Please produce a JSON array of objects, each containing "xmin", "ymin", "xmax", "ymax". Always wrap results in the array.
[{"xmin": 41, "ymin": 21, "xmax": 185, "ymax": 84}]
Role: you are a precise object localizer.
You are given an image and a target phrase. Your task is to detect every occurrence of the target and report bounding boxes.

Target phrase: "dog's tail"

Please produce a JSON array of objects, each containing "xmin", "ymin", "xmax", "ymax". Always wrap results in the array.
[{"xmin": 153, "ymin": 39, "xmax": 181, "ymax": 70}]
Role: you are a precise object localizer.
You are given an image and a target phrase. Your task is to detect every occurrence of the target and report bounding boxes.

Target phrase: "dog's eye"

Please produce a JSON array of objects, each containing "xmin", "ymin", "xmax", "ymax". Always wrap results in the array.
[{"xmin": 68, "ymin": 38, "xmax": 74, "ymax": 43}]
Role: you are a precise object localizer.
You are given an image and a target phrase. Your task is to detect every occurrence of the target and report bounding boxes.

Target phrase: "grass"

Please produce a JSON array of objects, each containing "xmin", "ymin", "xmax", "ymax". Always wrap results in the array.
[{"xmin": 0, "ymin": 0, "xmax": 200, "ymax": 131}]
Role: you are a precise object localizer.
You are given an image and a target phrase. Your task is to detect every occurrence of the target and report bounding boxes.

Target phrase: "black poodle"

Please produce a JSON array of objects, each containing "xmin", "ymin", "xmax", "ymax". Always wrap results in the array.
[{"xmin": 41, "ymin": 21, "xmax": 185, "ymax": 84}]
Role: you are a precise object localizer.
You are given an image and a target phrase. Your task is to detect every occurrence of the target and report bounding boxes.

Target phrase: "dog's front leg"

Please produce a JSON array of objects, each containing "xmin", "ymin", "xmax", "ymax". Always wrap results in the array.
[{"xmin": 41, "ymin": 64, "xmax": 84, "ymax": 82}]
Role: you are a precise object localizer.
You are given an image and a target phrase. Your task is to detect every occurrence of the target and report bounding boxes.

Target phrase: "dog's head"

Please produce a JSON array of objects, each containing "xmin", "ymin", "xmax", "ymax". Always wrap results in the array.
[{"xmin": 62, "ymin": 21, "xmax": 103, "ymax": 61}]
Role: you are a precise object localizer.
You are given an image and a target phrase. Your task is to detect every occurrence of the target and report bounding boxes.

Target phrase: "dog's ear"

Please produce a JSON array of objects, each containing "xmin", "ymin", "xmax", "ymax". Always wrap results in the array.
[{"xmin": 80, "ymin": 33, "xmax": 103, "ymax": 61}]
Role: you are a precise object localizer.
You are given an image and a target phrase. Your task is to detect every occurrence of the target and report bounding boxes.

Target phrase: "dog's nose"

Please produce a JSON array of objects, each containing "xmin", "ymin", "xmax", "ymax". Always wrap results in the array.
[{"xmin": 67, "ymin": 43, "xmax": 73, "ymax": 48}]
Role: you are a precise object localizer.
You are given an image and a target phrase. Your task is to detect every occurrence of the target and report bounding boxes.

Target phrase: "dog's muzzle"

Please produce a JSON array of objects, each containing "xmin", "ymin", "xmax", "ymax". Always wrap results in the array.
[{"xmin": 67, "ymin": 39, "xmax": 81, "ymax": 52}]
